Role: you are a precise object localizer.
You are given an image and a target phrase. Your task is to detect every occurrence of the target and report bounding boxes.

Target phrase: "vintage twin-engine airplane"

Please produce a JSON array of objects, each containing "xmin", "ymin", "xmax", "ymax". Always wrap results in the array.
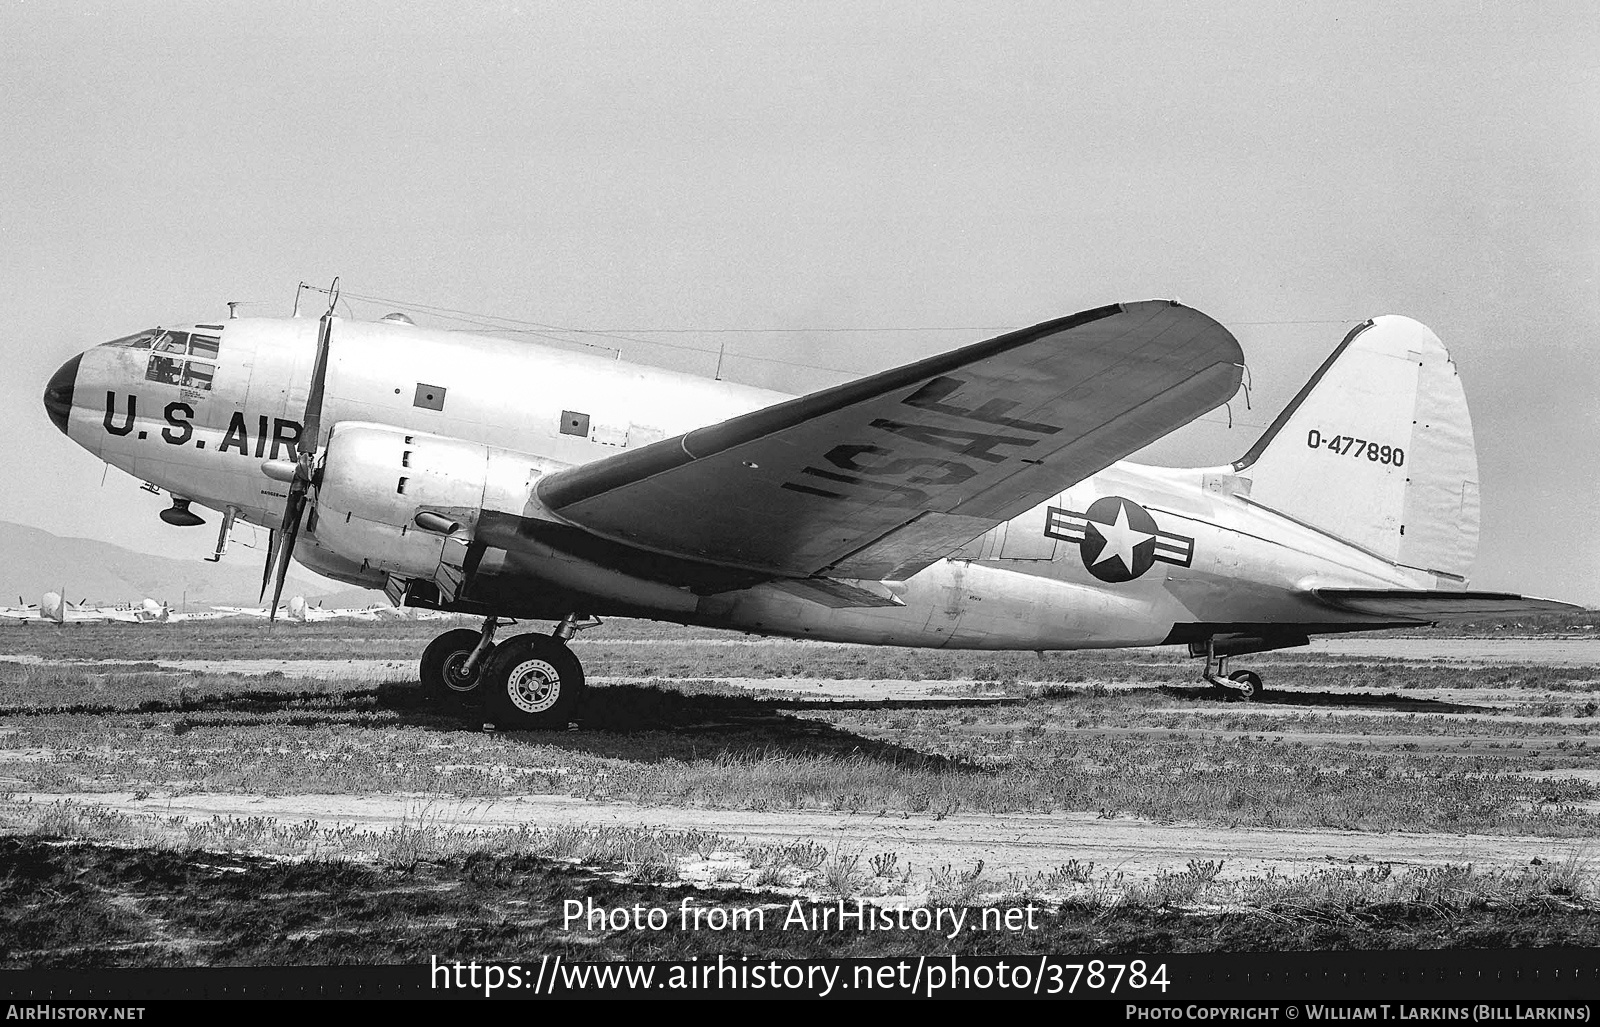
[
  {"xmin": 0, "ymin": 593, "xmax": 173, "ymax": 625},
  {"xmin": 214, "ymin": 595, "xmax": 317, "ymax": 621},
  {"xmin": 42, "ymin": 292, "xmax": 1577, "ymax": 727},
  {"xmin": 211, "ymin": 596, "xmax": 398, "ymax": 622}
]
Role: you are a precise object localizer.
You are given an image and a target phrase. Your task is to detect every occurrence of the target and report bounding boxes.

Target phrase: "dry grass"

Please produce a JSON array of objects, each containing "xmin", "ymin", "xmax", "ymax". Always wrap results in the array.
[
  {"xmin": 5, "ymin": 795, "xmax": 732, "ymax": 878},
  {"xmin": 1, "ymin": 661, "xmax": 1598, "ymax": 835},
  {"xmin": 14, "ymin": 795, "xmax": 1594, "ymax": 916},
  {"xmin": 4, "ymin": 623, "xmax": 1597, "ymax": 963}
]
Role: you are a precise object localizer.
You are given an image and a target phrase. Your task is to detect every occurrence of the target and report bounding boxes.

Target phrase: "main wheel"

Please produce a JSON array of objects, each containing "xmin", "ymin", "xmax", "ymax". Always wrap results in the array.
[
  {"xmin": 420, "ymin": 628, "xmax": 492, "ymax": 707},
  {"xmin": 1228, "ymin": 669, "xmax": 1265, "ymax": 699},
  {"xmin": 482, "ymin": 633, "xmax": 584, "ymax": 730}
]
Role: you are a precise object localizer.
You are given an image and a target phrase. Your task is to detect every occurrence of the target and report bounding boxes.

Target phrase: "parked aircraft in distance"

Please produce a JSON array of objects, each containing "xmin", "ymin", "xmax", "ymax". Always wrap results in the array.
[
  {"xmin": 213, "ymin": 596, "xmax": 312, "ymax": 621},
  {"xmin": 316, "ymin": 602, "xmax": 447, "ymax": 621},
  {"xmin": 210, "ymin": 596, "xmax": 408, "ymax": 622},
  {"xmin": 0, "ymin": 593, "xmax": 229, "ymax": 625},
  {"xmin": 42, "ymin": 291, "xmax": 1580, "ymax": 727},
  {"xmin": 363, "ymin": 604, "xmax": 454, "ymax": 622},
  {"xmin": 9, "ymin": 593, "xmax": 172, "ymax": 624},
  {"xmin": 0, "ymin": 598, "xmax": 42, "ymax": 623}
]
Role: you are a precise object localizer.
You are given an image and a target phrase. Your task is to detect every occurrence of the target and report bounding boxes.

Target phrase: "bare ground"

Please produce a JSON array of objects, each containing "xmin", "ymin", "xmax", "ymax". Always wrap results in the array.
[
  {"xmin": 9, "ymin": 789, "xmax": 1591, "ymax": 891},
  {"xmin": 1, "ymin": 632, "xmax": 1597, "ymax": 964}
]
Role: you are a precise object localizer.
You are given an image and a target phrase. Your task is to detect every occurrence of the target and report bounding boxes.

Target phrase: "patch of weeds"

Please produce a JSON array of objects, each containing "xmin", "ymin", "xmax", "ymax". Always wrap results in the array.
[
  {"xmin": 928, "ymin": 860, "xmax": 987, "ymax": 906},
  {"xmin": 820, "ymin": 847, "xmax": 865, "ymax": 898},
  {"xmin": 787, "ymin": 841, "xmax": 828, "ymax": 872}
]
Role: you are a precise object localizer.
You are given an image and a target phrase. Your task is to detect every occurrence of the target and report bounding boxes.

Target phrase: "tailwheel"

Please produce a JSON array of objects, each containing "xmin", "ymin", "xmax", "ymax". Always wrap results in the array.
[
  {"xmin": 1198, "ymin": 639, "xmax": 1266, "ymax": 700},
  {"xmin": 1228, "ymin": 669, "xmax": 1266, "ymax": 700},
  {"xmin": 482, "ymin": 632, "xmax": 585, "ymax": 730},
  {"xmin": 420, "ymin": 628, "xmax": 491, "ymax": 705}
]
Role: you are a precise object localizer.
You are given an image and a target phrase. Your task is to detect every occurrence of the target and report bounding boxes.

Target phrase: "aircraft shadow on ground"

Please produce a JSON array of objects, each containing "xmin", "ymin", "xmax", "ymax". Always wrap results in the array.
[
  {"xmin": 72, "ymin": 680, "xmax": 990, "ymax": 769},
  {"xmin": 0, "ymin": 688, "xmax": 383, "ymax": 720},
  {"xmin": 493, "ymin": 683, "xmax": 994, "ymax": 767},
  {"xmin": 1158, "ymin": 684, "xmax": 1494, "ymax": 714}
]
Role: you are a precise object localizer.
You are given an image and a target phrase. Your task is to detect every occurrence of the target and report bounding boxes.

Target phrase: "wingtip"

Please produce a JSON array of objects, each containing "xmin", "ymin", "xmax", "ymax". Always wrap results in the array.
[{"xmin": 1117, "ymin": 297, "xmax": 1188, "ymax": 312}]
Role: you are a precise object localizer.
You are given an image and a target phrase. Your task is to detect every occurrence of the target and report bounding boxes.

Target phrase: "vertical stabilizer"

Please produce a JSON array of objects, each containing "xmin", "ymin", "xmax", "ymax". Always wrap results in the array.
[{"xmin": 1233, "ymin": 316, "xmax": 1480, "ymax": 582}]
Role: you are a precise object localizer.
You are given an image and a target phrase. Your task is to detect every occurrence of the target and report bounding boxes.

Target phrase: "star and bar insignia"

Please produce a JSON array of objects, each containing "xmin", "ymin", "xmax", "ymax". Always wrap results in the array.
[{"xmin": 1044, "ymin": 496, "xmax": 1195, "ymax": 583}]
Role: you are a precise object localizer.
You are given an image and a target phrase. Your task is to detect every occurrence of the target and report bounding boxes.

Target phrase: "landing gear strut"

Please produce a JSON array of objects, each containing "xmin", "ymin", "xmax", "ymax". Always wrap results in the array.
[
  {"xmin": 1200, "ymin": 638, "xmax": 1267, "ymax": 700},
  {"xmin": 420, "ymin": 616, "xmax": 499, "ymax": 706},
  {"xmin": 480, "ymin": 613, "xmax": 599, "ymax": 730}
]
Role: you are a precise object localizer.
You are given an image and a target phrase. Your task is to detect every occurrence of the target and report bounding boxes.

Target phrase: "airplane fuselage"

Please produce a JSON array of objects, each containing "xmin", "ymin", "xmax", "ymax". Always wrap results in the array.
[{"xmin": 52, "ymin": 317, "xmax": 1432, "ymax": 650}]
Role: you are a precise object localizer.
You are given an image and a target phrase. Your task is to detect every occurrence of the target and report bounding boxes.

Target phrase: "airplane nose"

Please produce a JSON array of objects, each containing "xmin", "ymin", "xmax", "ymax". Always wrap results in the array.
[{"xmin": 43, "ymin": 354, "xmax": 80, "ymax": 435}]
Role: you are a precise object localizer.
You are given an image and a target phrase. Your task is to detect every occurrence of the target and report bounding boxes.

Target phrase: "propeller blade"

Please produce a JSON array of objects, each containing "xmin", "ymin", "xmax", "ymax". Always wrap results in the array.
[
  {"xmin": 301, "ymin": 297, "xmax": 336, "ymax": 458},
  {"xmin": 267, "ymin": 488, "xmax": 306, "ymax": 624},
  {"xmin": 258, "ymin": 529, "xmax": 280, "ymax": 602},
  {"xmin": 264, "ymin": 278, "xmax": 339, "ymax": 625}
]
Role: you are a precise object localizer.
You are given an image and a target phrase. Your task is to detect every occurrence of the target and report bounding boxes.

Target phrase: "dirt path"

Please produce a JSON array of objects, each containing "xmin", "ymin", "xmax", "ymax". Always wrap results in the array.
[
  {"xmin": 0, "ymin": 654, "xmax": 413, "ymax": 680},
  {"xmin": 4, "ymin": 637, "xmax": 1595, "ymax": 680},
  {"xmin": 1302, "ymin": 639, "xmax": 1600, "ymax": 665},
  {"xmin": 17, "ymin": 790, "xmax": 1588, "ymax": 886}
]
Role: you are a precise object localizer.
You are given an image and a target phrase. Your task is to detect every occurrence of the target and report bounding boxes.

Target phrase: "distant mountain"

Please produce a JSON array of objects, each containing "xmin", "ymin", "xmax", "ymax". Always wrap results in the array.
[{"xmin": 0, "ymin": 520, "xmax": 382, "ymax": 610}]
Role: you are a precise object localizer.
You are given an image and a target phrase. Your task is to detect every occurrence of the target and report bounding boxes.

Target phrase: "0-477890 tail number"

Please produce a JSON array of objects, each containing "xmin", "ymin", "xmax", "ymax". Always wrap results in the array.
[{"xmin": 1306, "ymin": 429, "xmax": 1404, "ymax": 466}]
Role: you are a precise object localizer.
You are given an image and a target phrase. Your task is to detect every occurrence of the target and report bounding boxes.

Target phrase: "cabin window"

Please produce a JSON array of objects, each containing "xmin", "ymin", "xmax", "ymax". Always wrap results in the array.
[{"xmin": 413, "ymin": 383, "xmax": 447, "ymax": 411}]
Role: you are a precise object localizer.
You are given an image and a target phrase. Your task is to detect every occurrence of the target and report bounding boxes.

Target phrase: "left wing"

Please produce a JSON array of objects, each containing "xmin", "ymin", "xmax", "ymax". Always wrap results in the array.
[
  {"xmin": 536, "ymin": 300, "xmax": 1243, "ymax": 586},
  {"xmin": 1311, "ymin": 589, "xmax": 1584, "ymax": 622}
]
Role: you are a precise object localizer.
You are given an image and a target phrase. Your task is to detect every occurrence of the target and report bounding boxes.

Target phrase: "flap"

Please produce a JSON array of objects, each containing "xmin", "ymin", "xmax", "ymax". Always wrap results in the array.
[{"xmin": 1310, "ymin": 588, "xmax": 1583, "ymax": 622}]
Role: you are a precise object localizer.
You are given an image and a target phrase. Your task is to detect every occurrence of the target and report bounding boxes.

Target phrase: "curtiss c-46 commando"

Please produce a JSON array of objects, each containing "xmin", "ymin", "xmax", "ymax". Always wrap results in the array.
[{"xmin": 41, "ymin": 288, "xmax": 1578, "ymax": 727}]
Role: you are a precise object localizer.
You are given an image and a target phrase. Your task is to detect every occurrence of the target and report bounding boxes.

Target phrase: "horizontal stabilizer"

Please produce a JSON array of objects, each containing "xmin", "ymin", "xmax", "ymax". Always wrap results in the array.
[{"xmin": 1310, "ymin": 588, "xmax": 1583, "ymax": 622}]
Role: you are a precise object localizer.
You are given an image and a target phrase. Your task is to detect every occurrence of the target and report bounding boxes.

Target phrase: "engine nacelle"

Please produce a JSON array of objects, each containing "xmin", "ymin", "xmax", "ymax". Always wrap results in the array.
[{"xmin": 310, "ymin": 422, "xmax": 561, "ymax": 588}]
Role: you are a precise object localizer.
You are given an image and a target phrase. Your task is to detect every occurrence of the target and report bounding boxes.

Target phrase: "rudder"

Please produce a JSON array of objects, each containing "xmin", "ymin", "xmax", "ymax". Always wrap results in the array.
[{"xmin": 1232, "ymin": 316, "xmax": 1480, "ymax": 583}]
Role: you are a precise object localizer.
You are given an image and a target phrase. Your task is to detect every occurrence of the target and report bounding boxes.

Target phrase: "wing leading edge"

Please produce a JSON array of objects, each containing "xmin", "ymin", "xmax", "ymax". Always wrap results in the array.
[{"xmin": 536, "ymin": 299, "xmax": 1244, "ymax": 587}]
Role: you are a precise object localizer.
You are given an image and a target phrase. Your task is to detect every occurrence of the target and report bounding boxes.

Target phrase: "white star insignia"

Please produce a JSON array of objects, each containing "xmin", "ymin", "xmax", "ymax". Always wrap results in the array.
[{"xmin": 1089, "ymin": 500, "xmax": 1155, "ymax": 574}]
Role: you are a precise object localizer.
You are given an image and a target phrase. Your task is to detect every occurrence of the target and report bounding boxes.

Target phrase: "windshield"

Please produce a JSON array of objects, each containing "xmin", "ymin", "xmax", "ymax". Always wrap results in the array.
[
  {"xmin": 137, "ymin": 328, "xmax": 223, "ymax": 391},
  {"xmin": 100, "ymin": 329, "xmax": 159, "ymax": 350},
  {"xmin": 97, "ymin": 325, "xmax": 224, "ymax": 392}
]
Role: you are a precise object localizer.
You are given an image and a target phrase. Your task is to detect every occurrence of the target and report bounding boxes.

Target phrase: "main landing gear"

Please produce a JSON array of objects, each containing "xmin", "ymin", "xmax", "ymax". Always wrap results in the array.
[
  {"xmin": 418, "ymin": 613, "xmax": 600, "ymax": 730},
  {"xmin": 1200, "ymin": 639, "xmax": 1267, "ymax": 700}
]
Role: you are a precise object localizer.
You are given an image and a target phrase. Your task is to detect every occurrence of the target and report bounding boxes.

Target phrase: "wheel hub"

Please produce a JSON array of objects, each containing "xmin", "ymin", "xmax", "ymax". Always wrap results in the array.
[
  {"xmin": 1228, "ymin": 670, "xmax": 1261, "ymax": 698},
  {"xmin": 506, "ymin": 658, "xmax": 562, "ymax": 713},
  {"xmin": 441, "ymin": 650, "xmax": 481, "ymax": 693}
]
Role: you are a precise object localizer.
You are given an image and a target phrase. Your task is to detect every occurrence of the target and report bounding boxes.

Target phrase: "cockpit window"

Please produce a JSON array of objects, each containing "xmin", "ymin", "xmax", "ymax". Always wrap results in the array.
[
  {"xmin": 141, "ymin": 328, "xmax": 223, "ymax": 391},
  {"xmin": 152, "ymin": 331, "xmax": 188, "ymax": 354},
  {"xmin": 100, "ymin": 329, "xmax": 159, "ymax": 350}
]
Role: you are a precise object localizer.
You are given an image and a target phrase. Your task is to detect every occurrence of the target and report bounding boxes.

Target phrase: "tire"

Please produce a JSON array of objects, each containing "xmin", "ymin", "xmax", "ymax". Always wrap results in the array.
[
  {"xmin": 482, "ymin": 633, "xmax": 584, "ymax": 730},
  {"xmin": 1228, "ymin": 669, "xmax": 1265, "ymax": 699},
  {"xmin": 420, "ymin": 628, "xmax": 491, "ymax": 707}
]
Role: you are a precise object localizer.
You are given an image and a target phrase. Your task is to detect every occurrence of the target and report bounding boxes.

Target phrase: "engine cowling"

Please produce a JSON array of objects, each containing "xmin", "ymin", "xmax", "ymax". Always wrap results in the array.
[
  {"xmin": 309, "ymin": 422, "xmax": 558, "ymax": 588},
  {"xmin": 305, "ymin": 421, "xmax": 702, "ymax": 617}
]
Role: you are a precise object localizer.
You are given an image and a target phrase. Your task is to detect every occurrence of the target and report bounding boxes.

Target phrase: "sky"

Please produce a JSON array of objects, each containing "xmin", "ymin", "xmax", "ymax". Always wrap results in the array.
[{"xmin": 1, "ymin": 0, "xmax": 1596, "ymax": 604}]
